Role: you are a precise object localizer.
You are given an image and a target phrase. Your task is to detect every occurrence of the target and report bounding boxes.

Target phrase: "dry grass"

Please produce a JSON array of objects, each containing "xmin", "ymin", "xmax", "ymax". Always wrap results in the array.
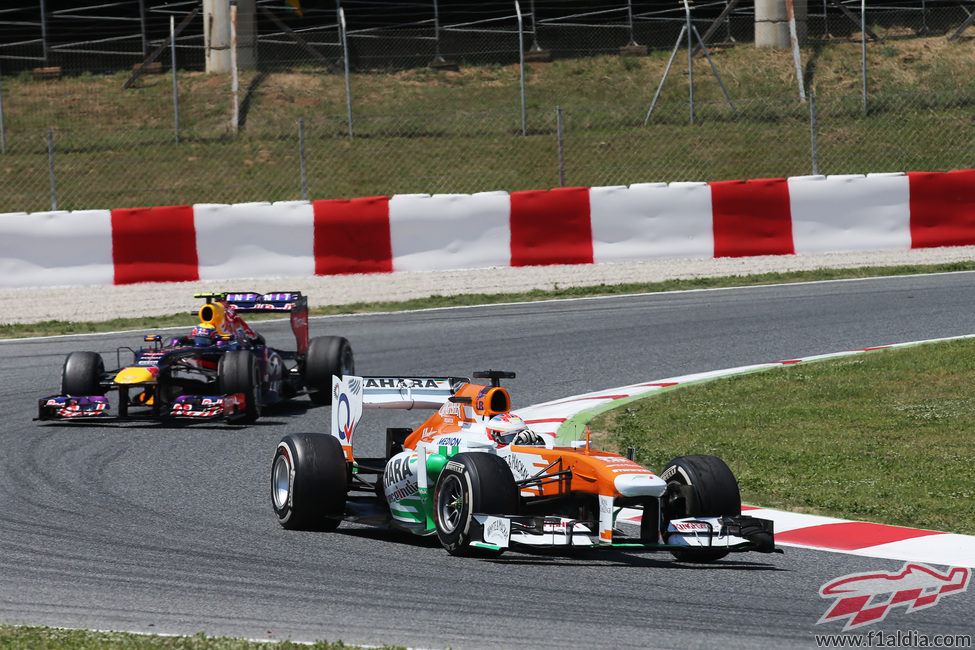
[
  {"xmin": 4, "ymin": 34, "xmax": 975, "ymax": 210},
  {"xmin": 7, "ymin": 33, "xmax": 975, "ymax": 133}
]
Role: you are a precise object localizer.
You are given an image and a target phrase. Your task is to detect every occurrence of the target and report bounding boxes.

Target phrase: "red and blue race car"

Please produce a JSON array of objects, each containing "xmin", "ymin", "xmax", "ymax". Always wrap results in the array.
[{"xmin": 38, "ymin": 291, "xmax": 353, "ymax": 424}]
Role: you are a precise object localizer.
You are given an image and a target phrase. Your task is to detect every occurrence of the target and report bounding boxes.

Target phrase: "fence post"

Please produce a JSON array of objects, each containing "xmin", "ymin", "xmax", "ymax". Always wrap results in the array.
[
  {"xmin": 529, "ymin": 0, "xmax": 547, "ymax": 51},
  {"xmin": 556, "ymin": 106, "xmax": 565, "ymax": 187},
  {"xmin": 626, "ymin": 0, "xmax": 637, "ymax": 46},
  {"xmin": 139, "ymin": 0, "xmax": 148, "ymax": 56},
  {"xmin": 231, "ymin": 1, "xmax": 240, "ymax": 134},
  {"xmin": 787, "ymin": 0, "xmax": 806, "ymax": 103},
  {"xmin": 47, "ymin": 128, "xmax": 57, "ymax": 211},
  {"xmin": 809, "ymin": 92, "xmax": 818, "ymax": 175},
  {"xmin": 684, "ymin": 0, "xmax": 694, "ymax": 125},
  {"xmin": 171, "ymin": 15, "xmax": 180, "ymax": 144},
  {"xmin": 40, "ymin": 0, "xmax": 49, "ymax": 63},
  {"xmin": 515, "ymin": 1, "xmax": 527, "ymax": 136},
  {"xmin": 860, "ymin": 0, "xmax": 867, "ymax": 114},
  {"xmin": 0, "ymin": 62, "xmax": 6, "ymax": 155},
  {"xmin": 339, "ymin": 7, "xmax": 354, "ymax": 138},
  {"xmin": 432, "ymin": 0, "xmax": 444, "ymax": 63},
  {"xmin": 299, "ymin": 118, "xmax": 308, "ymax": 201}
]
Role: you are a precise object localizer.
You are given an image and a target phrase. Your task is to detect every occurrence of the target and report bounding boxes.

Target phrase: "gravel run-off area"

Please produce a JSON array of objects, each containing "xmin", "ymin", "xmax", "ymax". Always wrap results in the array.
[{"xmin": 4, "ymin": 247, "xmax": 975, "ymax": 325}]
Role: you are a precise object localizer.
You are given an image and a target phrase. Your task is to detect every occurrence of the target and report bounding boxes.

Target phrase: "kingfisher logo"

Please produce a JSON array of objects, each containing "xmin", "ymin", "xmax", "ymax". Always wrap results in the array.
[{"xmin": 818, "ymin": 562, "xmax": 969, "ymax": 631}]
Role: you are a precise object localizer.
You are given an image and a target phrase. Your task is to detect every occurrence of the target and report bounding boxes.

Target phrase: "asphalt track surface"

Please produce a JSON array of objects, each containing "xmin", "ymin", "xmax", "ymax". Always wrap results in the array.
[{"xmin": 3, "ymin": 273, "xmax": 975, "ymax": 649}]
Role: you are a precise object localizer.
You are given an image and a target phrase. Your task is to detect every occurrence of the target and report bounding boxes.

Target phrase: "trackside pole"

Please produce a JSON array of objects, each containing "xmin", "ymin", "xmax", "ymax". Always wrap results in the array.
[
  {"xmin": 786, "ymin": 0, "xmax": 806, "ymax": 102},
  {"xmin": 809, "ymin": 93, "xmax": 819, "ymax": 175},
  {"xmin": 340, "ymin": 7, "xmax": 353, "ymax": 138},
  {"xmin": 47, "ymin": 128, "xmax": 57, "ymax": 210},
  {"xmin": 556, "ymin": 105, "xmax": 565, "ymax": 187},
  {"xmin": 231, "ymin": 1, "xmax": 239, "ymax": 134},
  {"xmin": 860, "ymin": 0, "xmax": 867, "ymax": 114},
  {"xmin": 0, "ymin": 62, "xmax": 5, "ymax": 154},
  {"xmin": 299, "ymin": 118, "xmax": 307, "ymax": 200},
  {"xmin": 171, "ymin": 15, "xmax": 180, "ymax": 143},
  {"xmin": 516, "ymin": 0, "xmax": 527, "ymax": 137}
]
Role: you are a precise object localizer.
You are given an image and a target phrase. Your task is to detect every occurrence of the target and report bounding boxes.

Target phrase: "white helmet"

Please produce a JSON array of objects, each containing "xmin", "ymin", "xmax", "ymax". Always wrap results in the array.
[{"xmin": 487, "ymin": 413, "xmax": 543, "ymax": 446}]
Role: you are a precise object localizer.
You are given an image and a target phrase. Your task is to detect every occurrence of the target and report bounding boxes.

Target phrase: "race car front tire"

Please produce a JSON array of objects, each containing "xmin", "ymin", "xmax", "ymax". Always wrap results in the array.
[
  {"xmin": 217, "ymin": 350, "xmax": 261, "ymax": 423},
  {"xmin": 271, "ymin": 433, "xmax": 347, "ymax": 531},
  {"xmin": 305, "ymin": 336, "xmax": 355, "ymax": 406},
  {"xmin": 433, "ymin": 452, "xmax": 518, "ymax": 557},
  {"xmin": 61, "ymin": 351, "xmax": 105, "ymax": 396},
  {"xmin": 662, "ymin": 454, "xmax": 741, "ymax": 563}
]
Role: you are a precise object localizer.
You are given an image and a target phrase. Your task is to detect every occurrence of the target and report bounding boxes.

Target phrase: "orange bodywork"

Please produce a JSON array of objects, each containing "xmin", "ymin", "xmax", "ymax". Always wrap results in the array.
[
  {"xmin": 403, "ymin": 381, "xmax": 658, "ymax": 499},
  {"xmin": 513, "ymin": 445, "xmax": 657, "ymax": 498}
]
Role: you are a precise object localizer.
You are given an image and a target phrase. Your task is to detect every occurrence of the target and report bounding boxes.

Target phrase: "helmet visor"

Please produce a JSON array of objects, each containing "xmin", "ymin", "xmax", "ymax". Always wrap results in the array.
[{"xmin": 491, "ymin": 427, "xmax": 528, "ymax": 445}]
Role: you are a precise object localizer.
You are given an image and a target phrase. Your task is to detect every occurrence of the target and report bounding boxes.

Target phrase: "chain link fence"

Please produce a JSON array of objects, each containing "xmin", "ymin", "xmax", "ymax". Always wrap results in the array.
[
  {"xmin": 3, "ymin": 87, "xmax": 973, "ymax": 213},
  {"xmin": 3, "ymin": 2, "xmax": 974, "ymax": 74},
  {"xmin": 1, "ymin": 1, "xmax": 974, "ymax": 212}
]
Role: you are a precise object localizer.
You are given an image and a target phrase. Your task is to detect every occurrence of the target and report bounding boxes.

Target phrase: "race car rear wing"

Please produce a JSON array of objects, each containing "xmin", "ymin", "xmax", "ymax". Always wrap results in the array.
[
  {"xmin": 196, "ymin": 291, "xmax": 308, "ymax": 313},
  {"xmin": 331, "ymin": 374, "xmax": 466, "ymax": 461},
  {"xmin": 195, "ymin": 291, "xmax": 309, "ymax": 354}
]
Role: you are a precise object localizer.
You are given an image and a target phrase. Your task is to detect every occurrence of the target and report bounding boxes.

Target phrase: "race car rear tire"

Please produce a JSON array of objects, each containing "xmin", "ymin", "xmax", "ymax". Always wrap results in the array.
[
  {"xmin": 217, "ymin": 350, "xmax": 261, "ymax": 423},
  {"xmin": 662, "ymin": 454, "xmax": 741, "ymax": 563},
  {"xmin": 61, "ymin": 351, "xmax": 105, "ymax": 396},
  {"xmin": 305, "ymin": 336, "xmax": 355, "ymax": 406},
  {"xmin": 271, "ymin": 433, "xmax": 347, "ymax": 531},
  {"xmin": 433, "ymin": 452, "xmax": 518, "ymax": 557}
]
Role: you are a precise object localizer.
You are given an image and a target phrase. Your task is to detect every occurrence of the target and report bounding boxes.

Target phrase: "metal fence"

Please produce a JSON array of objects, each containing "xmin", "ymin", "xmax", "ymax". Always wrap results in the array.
[
  {"xmin": 3, "ymin": 2, "xmax": 975, "ymax": 74},
  {"xmin": 3, "ymin": 88, "xmax": 973, "ymax": 213},
  {"xmin": 1, "ymin": 1, "xmax": 974, "ymax": 212}
]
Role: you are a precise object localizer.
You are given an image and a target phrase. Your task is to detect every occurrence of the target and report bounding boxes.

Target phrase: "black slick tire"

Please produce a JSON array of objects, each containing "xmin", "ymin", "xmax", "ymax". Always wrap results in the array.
[
  {"xmin": 61, "ymin": 351, "xmax": 105, "ymax": 396},
  {"xmin": 433, "ymin": 452, "xmax": 518, "ymax": 557},
  {"xmin": 217, "ymin": 350, "xmax": 261, "ymax": 423},
  {"xmin": 305, "ymin": 336, "xmax": 354, "ymax": 406},
  {"xmin": 662, "ymin": 454, "xmax": 741, "ymax": 563},
  {"xmin": 271, "ymin": 433, "xmax": 347, "ymax": 531}
]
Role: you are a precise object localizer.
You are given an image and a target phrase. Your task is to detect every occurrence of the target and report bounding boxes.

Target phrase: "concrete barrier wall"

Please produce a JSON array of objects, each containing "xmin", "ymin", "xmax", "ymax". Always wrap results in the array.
[
  {"xmin": 3, "ymin": 169, "xmax": 975, "ymax": 289},
  {"xmin": 0, "ymin": 209, "xmax": 115, "ymax": 288}
]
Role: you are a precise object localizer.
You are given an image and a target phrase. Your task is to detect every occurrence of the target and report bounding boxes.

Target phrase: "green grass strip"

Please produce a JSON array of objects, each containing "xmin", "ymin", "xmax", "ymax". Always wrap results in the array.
[
  {"xmin": 0, "ymin": 624, "xmax": 403, "ymax": 649},
  {"xmin": 589, "ymin": 337, "xmax": 975, "ymax": 536}
]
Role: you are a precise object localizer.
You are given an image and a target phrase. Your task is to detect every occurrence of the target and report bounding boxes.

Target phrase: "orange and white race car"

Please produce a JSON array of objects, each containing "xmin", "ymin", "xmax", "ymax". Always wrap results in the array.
[{"xmin": 270, "ymin": 371, "xmax": 778, "ymax": 560}]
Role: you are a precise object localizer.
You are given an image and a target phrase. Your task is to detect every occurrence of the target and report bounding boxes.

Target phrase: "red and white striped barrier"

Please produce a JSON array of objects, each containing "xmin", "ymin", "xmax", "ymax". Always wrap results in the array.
[
  {"xmin": 516, "ymin": 335, "xmax": 975, "ymax": 568},
  {"xmin": 4, "ymin": 169, "xmax": 975, "ymax": 289}
]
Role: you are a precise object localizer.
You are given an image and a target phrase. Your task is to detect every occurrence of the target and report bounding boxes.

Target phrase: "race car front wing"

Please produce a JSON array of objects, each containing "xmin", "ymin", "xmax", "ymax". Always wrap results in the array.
[
  {"xmin": 469, "ymin": 513, "xmax": 778, "ymax": 554},
  {"xmin": 37, "ymin": 393, "xmax": 248, "ymax": 421}
]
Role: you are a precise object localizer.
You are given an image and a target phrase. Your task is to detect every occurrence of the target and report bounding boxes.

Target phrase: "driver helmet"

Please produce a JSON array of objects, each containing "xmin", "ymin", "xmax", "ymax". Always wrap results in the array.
[
  {"xmin": 190, "ymin": 324, "xmax": 218, "ymax": 347},
  {"xmin": 486, "ymin": 413, "xmax": 533, "ymax": 446}
]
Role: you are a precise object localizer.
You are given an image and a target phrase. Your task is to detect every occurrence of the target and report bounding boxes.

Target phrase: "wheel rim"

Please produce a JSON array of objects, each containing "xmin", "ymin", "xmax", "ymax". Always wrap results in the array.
[
  {"xmin": 341, "ymin": 345, "xmax": 354, "ymax": 375},
  {"xmin": 272, "ymin": 453, "xmax": 292, "ymax": 510},
  {"xmin": 437, "ymin": 474, "xmax": 465, "ymax": 534}
]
